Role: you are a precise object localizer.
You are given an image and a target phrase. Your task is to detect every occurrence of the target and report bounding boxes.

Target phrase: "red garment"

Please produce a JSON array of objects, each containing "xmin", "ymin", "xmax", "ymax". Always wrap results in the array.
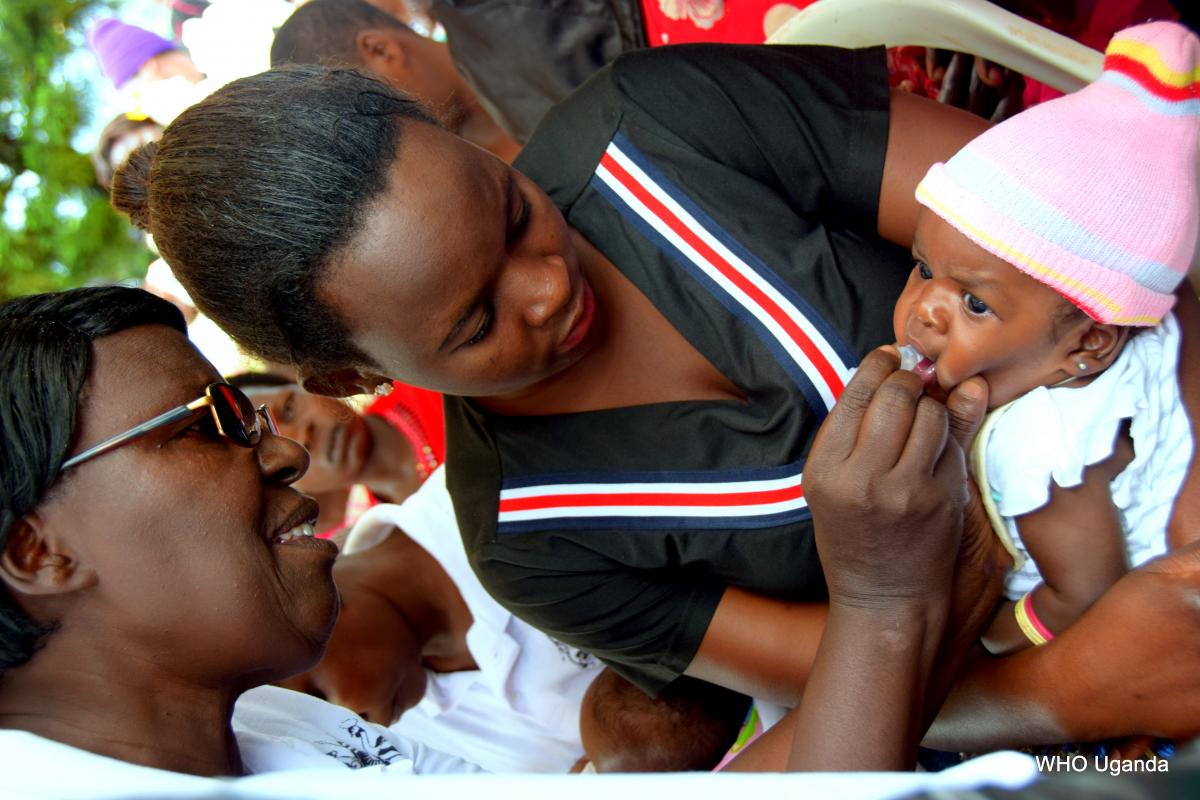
[
  {"xmin": 318, "ymin": 383, "xmax": 446, "ymax": 540},
  {"xmin": 639, "ymin": 0, "xmax": 819, "ymax": 46},
  {"xmin": 1022, "ymin": 0, "xmax": 1179, "ymax": 107},
  {"xmin": 640, "ymin": 1, "xmax": 939, "ymax": 100},
  {"xmin": 366, "ymin": 382, "xmax": 446, "ymax": 468}
]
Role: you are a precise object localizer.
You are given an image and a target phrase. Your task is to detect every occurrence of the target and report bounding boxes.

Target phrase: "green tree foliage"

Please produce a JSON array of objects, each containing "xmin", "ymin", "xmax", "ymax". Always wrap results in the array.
[{"xmin": 0, "ymin": 0, "xmax": 148, "ymax": 301}]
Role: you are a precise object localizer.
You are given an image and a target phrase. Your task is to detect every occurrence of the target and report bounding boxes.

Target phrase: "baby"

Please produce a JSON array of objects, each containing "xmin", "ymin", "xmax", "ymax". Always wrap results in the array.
[
  {"xmin": 893, "ymin": 20, "xmax": 1198, "ymax": 653},
  {"xmin": 578, "ymin": 669, "xmax": 750, "ymax": 772}
]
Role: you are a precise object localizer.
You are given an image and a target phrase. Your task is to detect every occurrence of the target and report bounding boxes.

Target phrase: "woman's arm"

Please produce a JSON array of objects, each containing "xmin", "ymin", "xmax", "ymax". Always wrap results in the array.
[
  {"xmin": 702, "ymin": 348, "xmax": 993, "ymax": 770},
  {"xmin": 928, "ymin": 541, "xmax": 1200, "ymax": 750},
  {"xmin": 877, "ymin": 90, "xmax": 989, "ymax": 247}
]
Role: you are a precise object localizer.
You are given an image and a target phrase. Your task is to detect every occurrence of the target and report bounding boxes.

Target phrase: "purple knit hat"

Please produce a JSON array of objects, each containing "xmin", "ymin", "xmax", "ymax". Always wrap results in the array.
[
  {"xmin": 916, "ymin": 21, "xmax": 1200, "ymax": 326},
  {"xmin": 87, "ymin": 18, "xmax": 175, "ymax": 89}
]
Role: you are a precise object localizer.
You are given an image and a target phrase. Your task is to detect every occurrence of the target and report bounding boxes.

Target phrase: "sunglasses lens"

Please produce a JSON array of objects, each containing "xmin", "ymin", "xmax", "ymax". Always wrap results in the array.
[{"xmin": 210, "ymin": 383, "xmax": 261, "ymax": 446}]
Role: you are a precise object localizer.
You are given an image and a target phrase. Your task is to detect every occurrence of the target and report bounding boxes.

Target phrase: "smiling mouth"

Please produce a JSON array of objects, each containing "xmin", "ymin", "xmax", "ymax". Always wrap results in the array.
[{"xmin": 270, "ymin": 498, "xmax": 324, "ymax": 546}]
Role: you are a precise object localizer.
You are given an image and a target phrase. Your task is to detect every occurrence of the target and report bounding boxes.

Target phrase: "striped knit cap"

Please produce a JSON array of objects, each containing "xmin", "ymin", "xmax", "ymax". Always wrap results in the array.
[{"xmin": 916, "ymin": 21, "xmax": 1200, "ymax": 326}]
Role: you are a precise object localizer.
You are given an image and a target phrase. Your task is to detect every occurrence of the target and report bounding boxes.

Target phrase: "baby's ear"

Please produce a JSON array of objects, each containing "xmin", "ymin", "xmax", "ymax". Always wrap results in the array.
[
  {"xmin": 1071, "ymin": 323, "xmax": 1129, "ymax": 374},
  {"xmin": 1, "ymin": 513, "xmax": 96, "ymax": 601}
]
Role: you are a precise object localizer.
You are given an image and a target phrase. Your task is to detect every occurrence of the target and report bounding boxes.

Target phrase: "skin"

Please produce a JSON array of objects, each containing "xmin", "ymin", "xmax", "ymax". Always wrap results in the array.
[
  {"xmin": 727, "ymin": 349, "xmax": 990, "ymax": 771},
  {"xmin": 892, "ymin": 209, "xmax": 1141, "ymax": 654},
  {"xmin": 298, "ymin": 88, "xmax": 1200, "ymax": 751},
  {"xmin": 0, "ymin": 325, "xmax": 338, "ymax": 776},
  {"xmin": 312, "ymin": 121, "xmax": 741, "ymax": 416},
  {"xmin": 894, "ymin": 209, "xmax": 1126, "ymax": 411},
  {"xmin": 244, "ymin": 385, "xmax": 422, "ymax": 524},
  {"xmin": 139, "ymin": 50, "xmax": 204, "ymax": 84},
  {"xmin": 277, "ymin": 526, "xmax": 476, "ymax": 726},
  {"xmin": 354, "ymin": 26, "xmax": 520, "ymax": 162}
]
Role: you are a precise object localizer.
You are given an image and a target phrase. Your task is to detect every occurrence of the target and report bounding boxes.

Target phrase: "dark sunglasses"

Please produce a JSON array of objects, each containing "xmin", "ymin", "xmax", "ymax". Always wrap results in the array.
[{"xmin": 59, "ymin": 382, "xmax": 278, "ymax": 472}]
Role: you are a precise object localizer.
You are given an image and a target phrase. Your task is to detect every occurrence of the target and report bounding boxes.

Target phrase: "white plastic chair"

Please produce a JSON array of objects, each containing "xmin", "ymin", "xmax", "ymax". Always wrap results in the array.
[{"xmin": 766, "ymin": 0, "xmax": 1103, "ymax": 94}]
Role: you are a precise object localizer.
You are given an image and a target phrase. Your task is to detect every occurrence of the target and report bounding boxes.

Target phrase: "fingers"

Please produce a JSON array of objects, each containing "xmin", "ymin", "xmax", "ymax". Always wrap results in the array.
[
  {"xmin": 973, "ymin": 57, "xmax": 1004, "ymax": 88},
  {"xmin": 855, "ymin": 369, "xmax": 927, "ymax": 471},
  {"xmin": 811, "ymin": 347, "xmax": 902, "ymax": 464},
  {"xmin": 944, "ymin": 376, "xmax": 988, "ymax": 454},
  {"xmin": 897, "ymin": 395, "xmax": 950, "ymax": 476}
]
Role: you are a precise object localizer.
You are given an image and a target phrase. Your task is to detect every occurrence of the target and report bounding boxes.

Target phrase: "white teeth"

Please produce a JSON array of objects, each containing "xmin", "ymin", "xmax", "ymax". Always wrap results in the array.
[{"xmin": 275, "ymin": 523, "xmax": 316, "ymax": 544}]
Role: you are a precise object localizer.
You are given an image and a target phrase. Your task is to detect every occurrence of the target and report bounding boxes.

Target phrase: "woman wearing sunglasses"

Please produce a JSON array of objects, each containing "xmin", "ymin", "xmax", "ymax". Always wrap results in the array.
[
  {"xmin": 6, "ymin": 285, "xmax": 1200, "ymax": 786},
  {"xmin": 0, "ymin": 286, "xmax": 481, "ymax": 785}
]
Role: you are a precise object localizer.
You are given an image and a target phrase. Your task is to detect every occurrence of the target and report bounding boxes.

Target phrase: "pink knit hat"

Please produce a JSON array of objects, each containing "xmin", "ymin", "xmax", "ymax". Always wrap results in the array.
[
  {"xmin": 916, "ymin": 21, "xmax": 1200, "ymax": 326},
  {"xmin": 87, "ymin": 18, "xmax": 175, "ymax": 89}
]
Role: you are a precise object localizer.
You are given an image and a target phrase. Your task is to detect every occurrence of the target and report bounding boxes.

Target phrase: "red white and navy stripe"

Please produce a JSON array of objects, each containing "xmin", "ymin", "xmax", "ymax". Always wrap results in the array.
[
  {"xmin": 591, "ymin": 133, "xmax": 856, "ymax": 415},
  {"xmin": 497, "ymin": 461, "xmax": 809, "ymax": 535}
]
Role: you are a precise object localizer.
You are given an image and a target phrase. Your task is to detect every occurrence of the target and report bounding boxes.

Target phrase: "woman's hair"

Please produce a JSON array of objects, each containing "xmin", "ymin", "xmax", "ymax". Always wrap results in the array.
[
  {"xmin": 227, "ymin": 372, "xmax": 295, "ymax": 391},
  {"xmin": 109, "ymin": 65, "xmax": 436, "ymax": 375},
  {"xmin": 0, "ymin": 286, "xmax": 185, "ymax": 673}
]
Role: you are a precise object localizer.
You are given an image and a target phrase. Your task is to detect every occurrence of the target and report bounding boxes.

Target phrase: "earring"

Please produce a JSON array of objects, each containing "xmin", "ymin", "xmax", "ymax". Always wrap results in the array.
[
  {"xmin": 1076, "ymin": 360, "xmax": 1088, "ymax": 372},
  {"xmin": 374, "ymin": 382, "xmax": 394, "ymax": 397}
]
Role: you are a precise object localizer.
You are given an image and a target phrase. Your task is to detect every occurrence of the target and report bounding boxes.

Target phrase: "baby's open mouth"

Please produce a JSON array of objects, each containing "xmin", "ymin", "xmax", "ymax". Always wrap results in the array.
[{"xmin": 897, "ymin": 344, "xmax": 937, "ymax": 389}]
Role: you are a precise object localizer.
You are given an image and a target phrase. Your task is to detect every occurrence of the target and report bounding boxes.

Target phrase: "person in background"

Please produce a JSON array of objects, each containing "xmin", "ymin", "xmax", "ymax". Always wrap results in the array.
[
  {"xmin": 578, "ymin": 669, "xmax": 750, "ymax": 772},
  {"xmin": 86, "ymin": 17, "xmax": 207, "ymax": 125},
  {"xmin": 229, "ymin": 372, "xmax": 442, "ymax": 535},
  {"xmin": 0, "ymin": 286, "xmax": 481, "ymax": 784},
  {"xmin": 271, "ymin": 0, "xmax": 520, "ymax": 162},
  {"xmin": 284, "ymin": 467, "xmax": 604, "ymax": 772},
  {"xmin": 90, "ymin": 113, "xmax": 163, "ymax": 193}
]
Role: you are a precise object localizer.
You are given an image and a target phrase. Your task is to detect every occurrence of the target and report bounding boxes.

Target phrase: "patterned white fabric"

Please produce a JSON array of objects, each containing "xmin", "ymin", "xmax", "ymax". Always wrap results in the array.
[{"xmin": 345, "ymin": 468, "xmax": 602, "ymax": 773}]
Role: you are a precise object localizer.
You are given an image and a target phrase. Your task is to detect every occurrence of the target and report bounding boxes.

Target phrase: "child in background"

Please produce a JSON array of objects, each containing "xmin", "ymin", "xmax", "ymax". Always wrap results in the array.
[
  {"xmin": 577, "ymin": 669, "xmax": 750, "ymax": 772},
  {"xmin": 892, "ymin": 20, "xmax": 1198, "ymax": 654}
]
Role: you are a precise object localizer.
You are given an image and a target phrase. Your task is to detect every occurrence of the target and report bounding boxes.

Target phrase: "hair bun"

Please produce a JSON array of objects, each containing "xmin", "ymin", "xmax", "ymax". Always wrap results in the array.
[{"xmin": 109, "ymin": 140, "xmax": 157, "ymax": 231}]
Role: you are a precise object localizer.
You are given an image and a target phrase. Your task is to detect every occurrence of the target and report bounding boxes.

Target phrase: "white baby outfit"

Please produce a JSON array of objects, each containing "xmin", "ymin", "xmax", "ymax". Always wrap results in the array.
[{"xmin": 974, "ymin": 313, "xmax": 1192, "ymax": 598}]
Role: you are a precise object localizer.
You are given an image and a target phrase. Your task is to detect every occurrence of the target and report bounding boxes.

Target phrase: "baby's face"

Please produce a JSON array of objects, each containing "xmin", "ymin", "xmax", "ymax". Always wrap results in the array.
[{"xmin": 893, "ymin": 210, "xmax": 1090, "ymax": 409}]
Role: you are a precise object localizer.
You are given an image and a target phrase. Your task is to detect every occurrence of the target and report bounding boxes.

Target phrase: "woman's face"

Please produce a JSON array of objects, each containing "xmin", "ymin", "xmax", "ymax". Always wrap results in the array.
[
  {"xmin": 36, "ymin": 325, "xmax": 338, "ymax": 684},
  {"xmin": 244, "ymin": 385, "xmax": 372, "ymax": 494},
  {"xmin": 311, "ymin": 122, "xmax": 599, "ymax": 399}
]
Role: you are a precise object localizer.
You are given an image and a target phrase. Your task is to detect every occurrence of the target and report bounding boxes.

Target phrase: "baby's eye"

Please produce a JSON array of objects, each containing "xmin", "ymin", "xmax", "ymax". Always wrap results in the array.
[
  {"xmin": 916, "ymin": 261, "xmax": 932, "ymax": 280},
  {"xmin": 963, "ymin": 293, "xmax": 991, "ymax": 316}
]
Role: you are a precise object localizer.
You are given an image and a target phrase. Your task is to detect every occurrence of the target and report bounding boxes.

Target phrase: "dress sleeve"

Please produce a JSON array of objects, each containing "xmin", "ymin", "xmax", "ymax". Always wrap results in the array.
[
  {"xmin": 606, "ymin": 43, "xmax": 892, "ymax": 228},
  {"xmin": 472, "ymin": 536, "xmax": 725, "ymax": 696}
]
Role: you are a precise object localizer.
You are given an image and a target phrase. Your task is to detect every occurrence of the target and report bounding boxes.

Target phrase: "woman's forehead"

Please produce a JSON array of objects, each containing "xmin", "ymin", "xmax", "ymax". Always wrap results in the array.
[
  {"xmin": 77, "ymin": 326, "xmax": 218, "ymax": 440},
  {"xmin": 321, "ymin": 127, "xmax": 506, "ymax": 361}
]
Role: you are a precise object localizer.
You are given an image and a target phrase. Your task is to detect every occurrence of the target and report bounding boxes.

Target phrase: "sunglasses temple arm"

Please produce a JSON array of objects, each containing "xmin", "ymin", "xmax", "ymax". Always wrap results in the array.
[{"xmin": 59, "ymin": 404, "xmax": 200, "ymax": 471}]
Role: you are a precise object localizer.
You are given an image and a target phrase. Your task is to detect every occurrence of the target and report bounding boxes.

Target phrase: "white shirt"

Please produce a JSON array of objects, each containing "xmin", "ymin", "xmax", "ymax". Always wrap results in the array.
[
  {"xmin": 977, "ymin": 314, "xmax": 1192, "ymax": 597},
  {"xmin": 1, "ymin": 685, "xmax": 481, "ymax": 800},
  {"xmin": 345, "ymin": 467, "xmax": 603, "ymax": 773}
]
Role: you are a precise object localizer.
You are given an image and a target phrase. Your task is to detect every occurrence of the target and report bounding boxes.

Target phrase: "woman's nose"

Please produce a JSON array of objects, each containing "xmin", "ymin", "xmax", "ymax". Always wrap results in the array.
[
  {"xmin": 257, "ymin": 429, "xmax": 310, "ymax": 485},
  {"xmin": 514, "ymin": 255, "xmax": 573, "ymax": 328}
]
